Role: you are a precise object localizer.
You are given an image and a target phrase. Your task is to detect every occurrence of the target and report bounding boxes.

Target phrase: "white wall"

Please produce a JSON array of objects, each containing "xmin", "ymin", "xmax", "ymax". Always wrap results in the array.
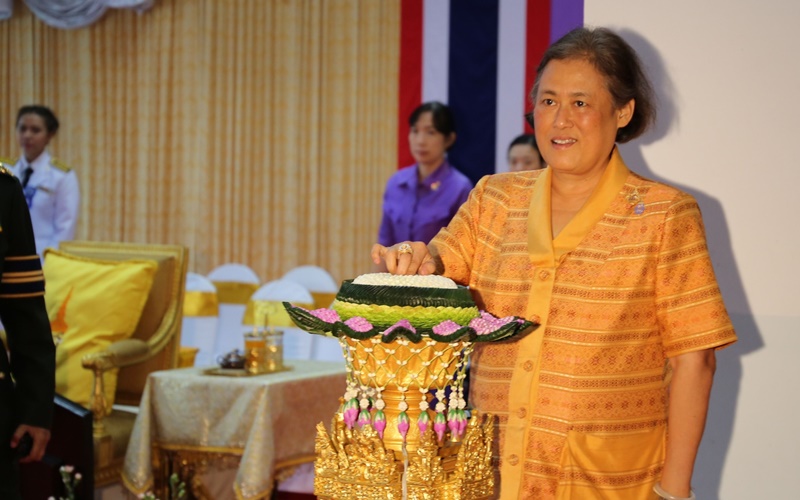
[{"xmin": 584, "ymin": 2, "xmax": 800, "ymax": 498}]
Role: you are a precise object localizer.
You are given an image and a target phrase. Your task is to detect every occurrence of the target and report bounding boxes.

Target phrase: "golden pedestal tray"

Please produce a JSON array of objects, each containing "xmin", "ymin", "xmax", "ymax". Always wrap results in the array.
[{"xmin": 284, "ymin": 300, "xmax": 535, "ymax": 500}]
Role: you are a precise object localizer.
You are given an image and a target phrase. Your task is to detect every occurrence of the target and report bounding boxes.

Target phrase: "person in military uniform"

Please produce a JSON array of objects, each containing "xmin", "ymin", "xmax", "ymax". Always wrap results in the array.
[
  {"xmin": 0, "ymin": 166, "xmax": 55, "ymax": 498},
  {"xmin": 1, "ymin": 105, "xmax": 80, "ymax": 255}
]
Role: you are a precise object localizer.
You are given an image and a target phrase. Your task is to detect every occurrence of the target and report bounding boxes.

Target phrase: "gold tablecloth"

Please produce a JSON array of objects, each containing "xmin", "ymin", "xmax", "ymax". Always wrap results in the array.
[{"xmin": 122, "ymin": 360, "xmax": 346, "ymax": 499}]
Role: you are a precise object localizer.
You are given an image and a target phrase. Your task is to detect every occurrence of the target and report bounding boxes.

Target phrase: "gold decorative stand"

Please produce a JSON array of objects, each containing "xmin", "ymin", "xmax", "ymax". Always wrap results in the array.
[
  {"xmin": 314, "ymin": 412, "xmax": 495, "ymax": 499},
  {"xmin": 311, "ymin": 337, "xmax": 496, "ymax": 499},
  {"xmin": 283, "ymin": 285, "xmax": 535, "ymax": 500}
]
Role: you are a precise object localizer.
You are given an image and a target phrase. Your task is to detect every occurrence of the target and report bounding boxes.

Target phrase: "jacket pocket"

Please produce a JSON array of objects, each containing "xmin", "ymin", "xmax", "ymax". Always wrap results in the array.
[{"xmin": 556, "ymin": 425, "xmax": 666, "ymax": 500}]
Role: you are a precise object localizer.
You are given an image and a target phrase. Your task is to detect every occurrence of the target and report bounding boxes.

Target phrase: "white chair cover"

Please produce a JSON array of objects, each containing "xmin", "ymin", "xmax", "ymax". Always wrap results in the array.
[
  {"xmin": 207, "ymin": 263, "xmax": 260, "ymax": 284},
  {"xmin": 207, "ymin": 264, "xmax": 260, "ymax": 360},
  {"xmin": 247, "ymin": 279, "xmax": 316, "ymax": 361},
  {"xmin": 281, "ymin": 265, "xmax": 343, "ymax": 362},
  {"xmin": 180, "ymin": 272, "xmax": 219, "ymax": 367},
  {"xmin": 281, "ymin": 265, "xmax": 338, "ymax": 293}
]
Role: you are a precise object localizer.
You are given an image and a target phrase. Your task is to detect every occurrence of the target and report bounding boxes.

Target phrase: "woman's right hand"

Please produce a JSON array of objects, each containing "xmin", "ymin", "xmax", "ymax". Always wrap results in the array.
[{"xmin": 371, "ymin": 241, "xmax": 437, "ymax": 276}]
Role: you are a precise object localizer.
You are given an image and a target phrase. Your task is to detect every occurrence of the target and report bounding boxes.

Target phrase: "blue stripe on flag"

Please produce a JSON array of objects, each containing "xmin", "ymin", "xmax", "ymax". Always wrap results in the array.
[{"xmin": 447, "ymin": 0, "xmax": 500, "ymax": 185}]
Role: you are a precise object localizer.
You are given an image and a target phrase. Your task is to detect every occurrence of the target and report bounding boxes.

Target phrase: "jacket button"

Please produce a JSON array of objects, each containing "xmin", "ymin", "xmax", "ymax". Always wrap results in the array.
[
  {"xmin": 517, "ymin": 408, "xmax": 527, "ymax": 419},
  {"xmin": 507, "ymin": 454, "xmax": 519, "ymax": 466},
  {"xmin": 539, "ymin": 270, "xmax": 550, "ymax": 280},
  {"xmin": 523, "ymin": 360, "xmax": 534, "ymax": 372}
]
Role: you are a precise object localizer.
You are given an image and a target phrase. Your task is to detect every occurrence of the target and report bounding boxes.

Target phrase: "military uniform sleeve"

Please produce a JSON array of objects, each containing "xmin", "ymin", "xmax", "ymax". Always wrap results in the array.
[{"xmin": 0, "ymin": 175, "xmax": 55, "ymax": 429}]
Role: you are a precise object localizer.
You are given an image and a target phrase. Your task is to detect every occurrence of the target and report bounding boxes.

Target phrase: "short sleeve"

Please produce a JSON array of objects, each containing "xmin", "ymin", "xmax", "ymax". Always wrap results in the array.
[
  {"xmin": 655, "ymin": 194, "xmax": 737, "ymax": 357},
  {"xmin": 429, "ymin": 175, "xmax": 488, "ymax": 285}
]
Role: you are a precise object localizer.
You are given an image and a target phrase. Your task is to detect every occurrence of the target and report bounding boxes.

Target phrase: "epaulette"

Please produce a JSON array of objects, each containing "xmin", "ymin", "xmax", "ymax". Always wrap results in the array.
[
  {"xmin": 0, "ymin": 156, "xmax": 17, "ymax": 169},
  {"xmin": 51, "ymin": 158, "xmax": 73, "ymax": 173}
]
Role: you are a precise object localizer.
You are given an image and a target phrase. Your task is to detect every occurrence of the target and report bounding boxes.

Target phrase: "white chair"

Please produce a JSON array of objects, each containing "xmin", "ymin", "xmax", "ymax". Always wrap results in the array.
[
  {"xmin": 282, "ymin": 265, "xmax": 342, "ymax": 362},
  {"xmin": 243, "ymin": 279, "xmax": 317, "ymax": 361},
  {"xmin": 281, "ymin": 265, "xmax": 338, "ymax": 304},
  {"xmin": 207, "ymin": 264, "xmax": 260, "ymax": 359},
  {"xmin": 180, "ymin": 273, "xmax": 219, "ymax": 367}
]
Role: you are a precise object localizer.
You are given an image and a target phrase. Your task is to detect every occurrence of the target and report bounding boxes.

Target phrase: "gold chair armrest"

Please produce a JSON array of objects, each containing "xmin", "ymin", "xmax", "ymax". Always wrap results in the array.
[
  {"xmin": 106, "ymin": 338, "xmax": 151, "ymax": 367},
  {"xmin": 81, "ymin": 338, "xmax": 151, "ymax": 371},
  {"xmin": 81, "ymin": 339, "xmax": 150, "ymax": 437}
]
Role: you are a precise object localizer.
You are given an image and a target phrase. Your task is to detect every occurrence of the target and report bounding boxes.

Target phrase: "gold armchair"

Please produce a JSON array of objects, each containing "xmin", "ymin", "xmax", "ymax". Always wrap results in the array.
[{"xmin": 58, "ymin": 241, "xmax": 189, "ymax": 486}]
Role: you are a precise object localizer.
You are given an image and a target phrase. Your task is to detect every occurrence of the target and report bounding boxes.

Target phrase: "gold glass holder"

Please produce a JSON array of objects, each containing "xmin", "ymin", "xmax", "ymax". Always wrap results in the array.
[{"xmin": 244, "ymin": 331, "xmax": 284, "ymax": 374}]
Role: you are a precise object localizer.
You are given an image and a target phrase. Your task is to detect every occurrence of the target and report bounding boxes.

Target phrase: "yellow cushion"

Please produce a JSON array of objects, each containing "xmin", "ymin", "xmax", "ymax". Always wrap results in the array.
[{"xmin": 43, "ymin": 249, "xmax": 158, "ymax": 412}]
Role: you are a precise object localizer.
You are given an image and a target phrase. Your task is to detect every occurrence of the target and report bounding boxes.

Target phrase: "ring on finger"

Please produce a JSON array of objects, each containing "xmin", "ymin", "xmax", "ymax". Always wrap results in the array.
[{"xmin": 397, "ymin": 243, "xmax": 413, "ymax": 255}]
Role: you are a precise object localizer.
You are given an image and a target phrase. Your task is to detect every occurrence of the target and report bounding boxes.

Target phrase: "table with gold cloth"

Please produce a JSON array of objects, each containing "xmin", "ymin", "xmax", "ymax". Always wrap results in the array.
[{"xmin": 122, "ymin": 360, "xmax": 346, "ymax": 499}]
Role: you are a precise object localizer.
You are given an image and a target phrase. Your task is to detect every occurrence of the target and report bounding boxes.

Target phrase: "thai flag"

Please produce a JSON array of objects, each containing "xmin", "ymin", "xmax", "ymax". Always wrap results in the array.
[{"xmin": 397, "ymin": 0, "xmax": 584, "ymax": 180}]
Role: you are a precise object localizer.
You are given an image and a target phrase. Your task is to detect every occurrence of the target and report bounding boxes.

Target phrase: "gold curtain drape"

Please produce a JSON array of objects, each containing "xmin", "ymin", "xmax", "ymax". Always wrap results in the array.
[{"xmin": 0, "ymin": 0, "xmax": 399, "ymax": 282}]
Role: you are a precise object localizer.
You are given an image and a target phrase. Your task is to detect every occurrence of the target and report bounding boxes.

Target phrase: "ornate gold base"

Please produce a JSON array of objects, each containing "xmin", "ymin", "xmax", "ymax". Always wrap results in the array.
[{"xmin": 314, "ymin": 412, "xmax": 495, "ymax": 499}]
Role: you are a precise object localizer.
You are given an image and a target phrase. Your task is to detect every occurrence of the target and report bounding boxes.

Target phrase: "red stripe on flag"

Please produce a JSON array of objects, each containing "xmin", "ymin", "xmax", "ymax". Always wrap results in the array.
[
  {"xmin": 398, "ymin": 0, "xmax": 423, "ymax": 169},
  {"xmin": 524, "ymin": 0, "xmax": 551, "ymax": 133}
]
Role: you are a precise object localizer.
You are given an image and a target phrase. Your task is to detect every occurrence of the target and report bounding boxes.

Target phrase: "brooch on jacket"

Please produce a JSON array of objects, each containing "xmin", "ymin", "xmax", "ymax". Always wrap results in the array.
[{"xmin": 626, "ymin": 187, "xmax": 646, "ymax": 215}]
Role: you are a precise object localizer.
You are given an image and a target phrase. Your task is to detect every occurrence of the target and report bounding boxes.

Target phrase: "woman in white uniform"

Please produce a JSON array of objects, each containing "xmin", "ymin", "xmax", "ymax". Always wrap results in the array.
[{"xmin": 2, "ymin": 106, "xmax": 80, "ymax": 255}]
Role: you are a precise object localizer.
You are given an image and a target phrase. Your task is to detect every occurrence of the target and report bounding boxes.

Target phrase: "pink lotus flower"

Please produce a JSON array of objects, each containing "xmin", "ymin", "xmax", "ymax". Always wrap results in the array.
[
  {"xmin": 344, "ymin": 316, "xmax": 373, "ymax": 332},
  {"xmin": 456, "ymin": 410, "xmax": 468, "ymax": 436},
  {"xmin": 468, "ymin": 311, "xmax": 515, "ymax": 335},
  {"xmin": 447, "ymin": 409, "xmax": 468, "ymax": 439},
  {"xmin": 432, "ymin": 320, "xmax": 462, "ymax": 335},
  {"xmin": 307, "ymin": 308, "xmax": 341, "ymax": 323},
  {"xmin": 448, "ymin": 415, "xmax": 459, "ymax": 436},
  {"xmin": 357, "ymin": 409, "xmax": 372, "ymax": 429},
  {"xmin": 373, "ymin": 410, "xmax": 387, "ymax": 438},
  {"xmin": 383, "ymin": 319, "xmax": 416, "ymax": 336},
  {"xmin": 434, "ymin": 412, "xmax": 447, "ymax": 442},
  {"xmin": 343, "ymin": 398, "xmax": 359, "ymax": 428},
  {"xmin": 417, "ymin": 411, "xmax": 431, "ymax": 435},
  {"xmin": 397, "ymin": 412, "xmax": 410, "ymax": 440}
]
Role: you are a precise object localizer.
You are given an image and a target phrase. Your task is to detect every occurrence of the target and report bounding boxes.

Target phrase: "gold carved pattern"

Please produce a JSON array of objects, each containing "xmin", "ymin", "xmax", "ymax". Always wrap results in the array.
[{"xmin": 314, "ymin": 413, "xmax": 496, "ymax": 499}]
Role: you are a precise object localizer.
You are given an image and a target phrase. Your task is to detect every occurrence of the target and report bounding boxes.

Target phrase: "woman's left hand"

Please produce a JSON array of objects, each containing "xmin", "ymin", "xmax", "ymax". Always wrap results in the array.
[{"xmin": 371, "ymin": 241, "xmax": 436, "ymax": 276}]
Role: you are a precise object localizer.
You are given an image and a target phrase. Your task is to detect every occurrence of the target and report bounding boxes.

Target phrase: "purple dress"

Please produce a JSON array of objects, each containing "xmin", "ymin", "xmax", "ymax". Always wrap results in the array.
[{"xmin": 378, "ymin": 161, "xmax": 473, "ymax": 246}]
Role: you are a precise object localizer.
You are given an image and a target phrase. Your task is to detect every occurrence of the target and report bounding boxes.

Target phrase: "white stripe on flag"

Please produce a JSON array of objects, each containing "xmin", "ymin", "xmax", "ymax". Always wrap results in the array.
[
  {"xmin": 422, "ymin": 0, "xmax": 450, "ymax": 104},
  {"xmin": 495, "ymin": 0, "xmax": 528, "ymax": 173}
]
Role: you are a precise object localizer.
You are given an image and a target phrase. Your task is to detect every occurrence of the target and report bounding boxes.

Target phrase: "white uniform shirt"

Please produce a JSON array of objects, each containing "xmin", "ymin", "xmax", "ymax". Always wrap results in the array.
[{"xmin": 4, "ymin": 151, "xmax": 80, "ymax": 254}]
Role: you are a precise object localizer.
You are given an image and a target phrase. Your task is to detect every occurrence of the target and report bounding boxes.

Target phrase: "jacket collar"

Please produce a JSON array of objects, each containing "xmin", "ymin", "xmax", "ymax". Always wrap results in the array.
[{"xmin": 527, "ymin": 147, "xmax": 630, "ymax": 267}]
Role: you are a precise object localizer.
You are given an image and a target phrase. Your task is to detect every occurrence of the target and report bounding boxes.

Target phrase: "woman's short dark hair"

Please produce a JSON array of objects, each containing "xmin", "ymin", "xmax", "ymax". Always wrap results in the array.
[
  {"xmin": 508, "ymin": 133, "xmax": 544, "ymax": 163},
  {"xmin": 409, "ymin": 101, "xmax": 456, "ymax": 138},
  {"xmin": 16, "ymin": 105, "xmax": 60, "ymax": 134},
  {"xmin": 531, "ymin": 27, "xmax": 656, "ymax": 143},
  {"xmin": 508, "ymin": 133, "xmax": 538, "ymax": 152}
]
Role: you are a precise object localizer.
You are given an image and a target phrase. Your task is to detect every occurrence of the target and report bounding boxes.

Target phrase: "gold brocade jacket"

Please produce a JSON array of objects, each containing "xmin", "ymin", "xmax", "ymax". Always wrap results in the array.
[{"xmin": 429, "ymin": 149, "xmax": 737, "ymax": 499}]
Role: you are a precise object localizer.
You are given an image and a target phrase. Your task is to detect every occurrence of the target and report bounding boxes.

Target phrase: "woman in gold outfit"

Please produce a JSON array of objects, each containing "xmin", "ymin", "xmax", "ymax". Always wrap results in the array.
[{"xmin": 373, "ymin": 27, "xmax": 737, "ymax": 500}]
